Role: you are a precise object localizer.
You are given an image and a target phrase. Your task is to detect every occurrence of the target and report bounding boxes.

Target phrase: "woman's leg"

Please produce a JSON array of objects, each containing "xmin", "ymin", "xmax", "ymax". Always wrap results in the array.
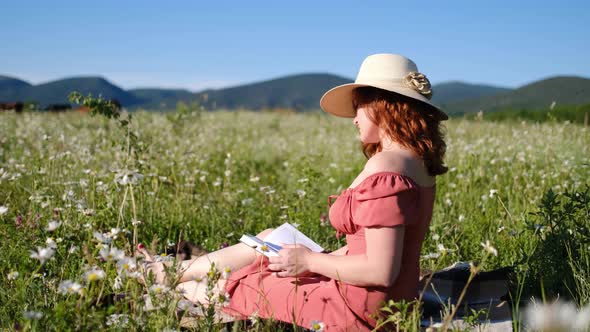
[
  {"xmin": 178, "ymin": 227, "xmax": 273, "ymax": 282},
  {"xmin": 138, "ymin": 228, "xmax": 273, "ymax": 284},
  {"xmin": 176, "ymin": 278, "xmax": 227, "ymax": 304}
]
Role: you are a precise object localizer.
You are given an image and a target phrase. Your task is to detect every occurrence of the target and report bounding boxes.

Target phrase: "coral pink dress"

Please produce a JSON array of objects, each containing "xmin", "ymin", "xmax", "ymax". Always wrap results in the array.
[{"xmin": 223, "ymin": 172, "xmax": 436, "ymax": 331}]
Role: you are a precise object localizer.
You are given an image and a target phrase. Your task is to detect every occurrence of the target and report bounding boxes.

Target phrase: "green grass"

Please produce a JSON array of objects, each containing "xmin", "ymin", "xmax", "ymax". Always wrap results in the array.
[{"xmin": 0, "ymin": 111, "xmax": 589, "ymax": 331}]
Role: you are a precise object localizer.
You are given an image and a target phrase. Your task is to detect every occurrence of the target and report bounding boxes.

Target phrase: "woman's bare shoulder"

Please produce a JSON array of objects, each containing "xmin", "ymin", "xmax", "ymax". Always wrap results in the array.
[{"xmin": 362, "ymin": 151, "xmax": 435, "ymax": 187}]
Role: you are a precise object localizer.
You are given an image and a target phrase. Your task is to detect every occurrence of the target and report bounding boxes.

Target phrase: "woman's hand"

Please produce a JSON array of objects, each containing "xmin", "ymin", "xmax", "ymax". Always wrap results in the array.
[{"xmin": 267, "ymin": 244, "xmax": 314, "ymax": 277}]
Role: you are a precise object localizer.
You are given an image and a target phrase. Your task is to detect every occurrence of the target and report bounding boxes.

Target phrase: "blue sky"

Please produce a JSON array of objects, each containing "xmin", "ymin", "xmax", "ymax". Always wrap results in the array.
[{"xmin": 1, "ymin": 1, "xmax": 588, "ymax": 91}]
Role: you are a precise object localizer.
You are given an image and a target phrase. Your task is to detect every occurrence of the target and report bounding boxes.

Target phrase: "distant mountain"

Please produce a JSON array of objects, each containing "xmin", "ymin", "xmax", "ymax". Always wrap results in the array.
[
  {"xmin": 2, "ymin": 73, "xmax": 589, "ymax": 113},
  {"xmin": 29, "ymin": 77, "xmax": 141, "ymax": 106},
  {"xmin": 193, "ymin": 73, "xmax": 352, "ymax": 111},
  {"xmin": 128, "ymin": 88, "xmax": 195, "ymax": 109},
  {"xmin": 444, "ymin": 76, "xmax": 590, "ymax": 114},
  {"xmin": 431, "ymin": 82, "xmax": 512, "ymax": 105},
  {"xmin": 0, "ymin": 75, "xmax": 32, "ymax": 101}
]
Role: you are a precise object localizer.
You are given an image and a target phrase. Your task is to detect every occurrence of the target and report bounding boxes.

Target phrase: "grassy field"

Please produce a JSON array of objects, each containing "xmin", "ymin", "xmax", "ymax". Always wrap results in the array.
[{"xmin": 1, "ymin": 110, "xmax": 589, "ymax": 331}]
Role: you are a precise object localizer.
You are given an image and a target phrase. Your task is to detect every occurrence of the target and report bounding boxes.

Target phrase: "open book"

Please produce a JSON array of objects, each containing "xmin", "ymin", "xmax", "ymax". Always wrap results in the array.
[{"xmin": 239, "ymin": 222, "xmax": 324, "ymax": 257}]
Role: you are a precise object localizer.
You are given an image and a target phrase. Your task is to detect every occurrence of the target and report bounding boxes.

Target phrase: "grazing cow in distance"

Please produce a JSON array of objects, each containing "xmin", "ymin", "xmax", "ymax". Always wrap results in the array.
[
  {"xmin": 44, "ymin": 104, "xmax": 72, "ymax": 112},
  {"xmin": 0, "ymin": 102, "xmax": 24, "ymax": 113}
]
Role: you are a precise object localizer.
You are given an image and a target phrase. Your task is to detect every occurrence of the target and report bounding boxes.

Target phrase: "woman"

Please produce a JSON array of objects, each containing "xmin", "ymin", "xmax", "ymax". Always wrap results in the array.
[{"xmin": 138, "ymin": 53, "xmax": 448, "ymax": 331}]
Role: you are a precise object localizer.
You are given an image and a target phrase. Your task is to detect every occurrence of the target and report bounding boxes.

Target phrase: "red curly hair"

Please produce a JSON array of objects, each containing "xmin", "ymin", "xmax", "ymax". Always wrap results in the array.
[{"xmin": 352, "ymin": 87, "xmax": 448, "ymax": 176}]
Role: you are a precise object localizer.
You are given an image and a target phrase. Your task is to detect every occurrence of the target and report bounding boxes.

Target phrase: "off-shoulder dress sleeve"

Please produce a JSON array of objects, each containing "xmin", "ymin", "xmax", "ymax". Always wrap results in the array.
[{"xmin": 351, "ymin": 173, "xmax": 419, "ymax": 228}]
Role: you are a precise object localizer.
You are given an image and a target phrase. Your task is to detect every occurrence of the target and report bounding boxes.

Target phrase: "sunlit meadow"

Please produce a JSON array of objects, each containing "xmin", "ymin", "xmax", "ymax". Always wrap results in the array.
[{"xmin": 1, "ymin": 110, "xmax": 589, "ymax": 331}]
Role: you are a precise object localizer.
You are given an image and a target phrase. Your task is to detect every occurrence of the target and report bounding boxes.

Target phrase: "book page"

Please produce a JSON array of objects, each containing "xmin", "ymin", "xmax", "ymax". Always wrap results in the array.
[{"xmin": 262, "ymin": 222, "xmax": 324, "ymax": 253}]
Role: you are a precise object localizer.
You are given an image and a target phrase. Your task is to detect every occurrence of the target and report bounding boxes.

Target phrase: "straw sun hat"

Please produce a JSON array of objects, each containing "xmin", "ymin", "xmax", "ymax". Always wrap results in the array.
[{"xmin": 320, "ymin": 53, "xmax": 448, "ymax": 120}]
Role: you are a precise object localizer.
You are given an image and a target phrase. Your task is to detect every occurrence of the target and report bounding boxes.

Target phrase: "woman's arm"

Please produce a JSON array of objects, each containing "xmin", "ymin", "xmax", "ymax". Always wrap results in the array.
[
  {"xmin": 328, "ymin": 245, "xmax": 348, "ymax": 256},
  {"xmin": 269, "ymin": 227, "xmax": 404, "ymax": 288}
]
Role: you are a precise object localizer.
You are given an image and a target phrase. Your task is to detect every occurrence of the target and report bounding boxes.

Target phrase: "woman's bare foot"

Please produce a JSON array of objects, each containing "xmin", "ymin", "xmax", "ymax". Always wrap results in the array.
[
  {"xmin": 135, "ymin": 242, "xmax": 209, "ymax": 286},
  {"xmin": 136, "ymin": 243, "xmax": 172, "ymax": 285}
]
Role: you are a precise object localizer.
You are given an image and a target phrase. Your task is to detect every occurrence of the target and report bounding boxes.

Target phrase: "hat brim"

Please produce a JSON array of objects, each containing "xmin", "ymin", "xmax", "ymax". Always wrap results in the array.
[{"xmin": 320, "ymin": 82, "xmax": 449, "ymax": 120}]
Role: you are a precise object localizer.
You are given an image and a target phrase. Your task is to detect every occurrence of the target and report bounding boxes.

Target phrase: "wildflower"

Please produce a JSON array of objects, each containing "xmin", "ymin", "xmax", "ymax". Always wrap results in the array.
[
  {"xmin": 113, "ymin": 276, "xmax": 123, "ymax": 290},
  {"xmin": 58, "ymin": 280, "xmax": 83, "ymax": 295},
  {"xmin": 45, "ymin": 220, "xmax": 61, "ymax": 232},
  {"xmin": 431, "ymin": 233, "xmax": 440, "ymax": 241},
  {"xmin": 241, "ymin": 198, "xmax": 253, "ymax": 205},
  {"xmin": 117, "ymin": 257, "xmax": 137, "ymax": 274},
  {"xmin": 46, "ymin": 237, "xmax": 58, "ymax": 249},
  {"xmin": 458, "ymin": 214, "xmax": 465, "ymax": 222},
  {"xmin": 216, "ymin": 292, "xmax": 231, "ymax": 307},
  {"xmin": 296, "ymin": 190, "xmax": 306, "ymax": 198},
  {"xmin": 7, "ymin": 271, "xmax": 19, "ymax": 280},
  {"xmin": 84, "ymin": 267, "xmax": 106, "ymax": 282},
  {"xmin": 224, "ymin": 170, "xmax": 231, "ymax": 177},
  {"xmin": 249, "ymin": 176, "xmax": 260, "ymax": 182},
  {"xmin": 68, "ymin": 245, "xmax": 78, "ymax": 254},
  {"xmin": 114, "ymin": 170, "xmax": 144, "ymax": 186},
  {"xmin": 81, "ymin": 208, "xmax": 95, "ymax": 216},
  {"xmin": 320, "ymin": 212, "xmax": 327, "ymax": 226},
  {"xmin": 422, "ymin": 253, "xmax": 441, "ymax": 260},
  {"xmin": 249, "ymin": 310, "xmax": 260, "ymax": 326},
  {"xmin": 298, "ymin": 177, "xmax": 309, "ymax": 183},
  {"xmin": 30, "ymin": 246, "xmax": 55, "ymax": 264},
  {"xmin": 93, "ymin": 231, "xmax": 112, "ymax": 244},
  {"xmin": 437, "ymin": 243, "xmax": 452, "ymax": 255},
  {"xmin": 23, "ymin": 310, "xmax": 43, "ymax": 320},
  {"xmin": 0, "ymin": 206, "xmax": 8, "ymax": 215},
  {"xmin": 524, "ymin": 300, "xmax": 588, "ymax": 331},
  {"xmin": 149, "ymin": 283, "xmax": 170, "ymax": 295},
  {"xmin": 15, "ymin": 215, "xmax": 23, "ymax": 227},
  {"xmin": 489, "ymin": 189, "xmax": 498, "ymax": 198},
  {"xmin": 106, "ymin": 314, "xmax": 129, "ymax": 327},
  {"xmin": 99, "ymin": 246, "xmax": 125, "ymax": 261},
  {"xmin": 310, "ymin": 320, "xmax": 325, "ymax": 331},
  {"xmin": 222, "ymin": 266, "xmax": 232, "ymax": 279},
  {"xmin": 108, "ymin": 228, "xmax": 121, "ymax": 238},
  {"xmin": 291, "ymin": 222, "xmax": 300, "ymax": 228},
  {"xmin": 480, "ymin": 240, "xmax": 498, "ymax": 256}
]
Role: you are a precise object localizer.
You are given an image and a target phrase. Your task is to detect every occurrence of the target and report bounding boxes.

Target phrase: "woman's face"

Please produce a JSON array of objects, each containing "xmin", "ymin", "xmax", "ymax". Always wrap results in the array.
[{"xmin": 353, "ymin": 106, "xmax": 380, "ymax": 144}]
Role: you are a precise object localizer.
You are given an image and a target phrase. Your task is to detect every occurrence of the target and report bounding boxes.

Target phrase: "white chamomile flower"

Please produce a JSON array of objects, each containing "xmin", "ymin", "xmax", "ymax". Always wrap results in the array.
[
  {"xmin": 45, "ymin": 237, "xmax": 58, "ymax": 249},
  {"xmin": 310, "ymin": 320, "xmax": 325, "ymax": 331},
  {"xmin": 489, "ymin": 189, "xmax": 498, "ymax": 198},
  {"xmin": 114, "ymin": 170, "xmax": 144, "ymax": 186},
  {"xmin": 99, "ymin": 246, "xmax": 125, "ymax": 261},
  {"xmin": 30, "ymin": 246, "xmax": 55, "ymax": 264},
  {"xmin": 222, "ymin": 266, "xmax": 232, "ymax": 279},
  {"xmin": 93, "ymin": 231, "xmax": 112, "ymax": 244},
  {"xmin": 23, "ymin": 310, "xmax": 43, "ymax": 320},
  {"xmin": 45, "ymin": 220, "xmax": 61, "ymax": 232},
  {"xmin": 437, "ymin": 243, "xmax": 452, "ymax": 254},
  {"xmin": 149, "ymin": 284, "xmax": 170, "ymax": 295},
  {"xmin": 58, "ymin": 280, "xmax": 84, "ymax": 295},
  {"xmin": 480, "ymin": 240, "xmax": 498, "ymax": 256},
  {"xmin": 84, "ymin": 267, "xmax": 106, "ymax": 282}
]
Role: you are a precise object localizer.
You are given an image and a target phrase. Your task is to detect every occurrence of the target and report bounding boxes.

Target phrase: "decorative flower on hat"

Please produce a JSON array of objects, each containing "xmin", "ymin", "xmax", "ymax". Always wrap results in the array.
[{"xmin": 402, "ymin": 71, "xmax": 433, "ymax": 100}]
